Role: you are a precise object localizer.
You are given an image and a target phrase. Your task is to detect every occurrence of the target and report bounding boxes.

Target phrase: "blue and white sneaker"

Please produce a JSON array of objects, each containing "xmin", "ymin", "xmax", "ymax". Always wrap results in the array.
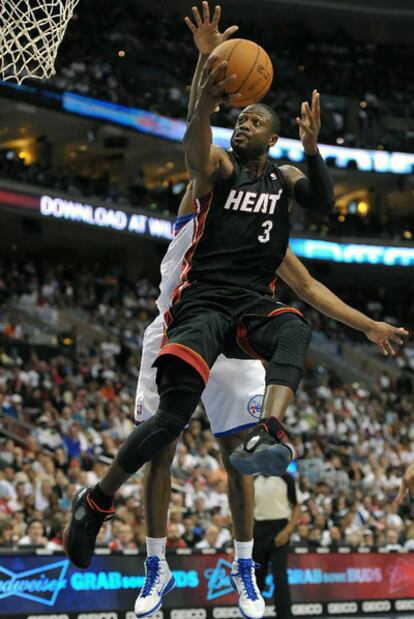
[
  {"xmin": 230, "ymin": 559, "xmax": 265, "ymax": 619},
  {"xmin": 135, "ymin": 556, "xmax": 175, "ymax": 618}
]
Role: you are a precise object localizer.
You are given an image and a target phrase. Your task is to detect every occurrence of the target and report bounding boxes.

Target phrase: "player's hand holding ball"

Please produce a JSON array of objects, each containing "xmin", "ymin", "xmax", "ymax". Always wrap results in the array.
[
  {"xmin": 196, "ymin": 55, "xmax": 241, "ymax": 114},
  {"xmin": 296, "ymin": 89, "xmax": 321, "ymax": 155}
]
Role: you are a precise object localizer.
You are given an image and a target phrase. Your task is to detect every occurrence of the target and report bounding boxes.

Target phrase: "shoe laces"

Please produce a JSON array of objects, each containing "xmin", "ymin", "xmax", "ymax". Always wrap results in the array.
[
  {"xmin": 234, "ymin": 559, "xmax": 259, "ymax": 600},
  {"xmin": 142, "ymin": 556, "xmax": 162, "ymax": 597}
]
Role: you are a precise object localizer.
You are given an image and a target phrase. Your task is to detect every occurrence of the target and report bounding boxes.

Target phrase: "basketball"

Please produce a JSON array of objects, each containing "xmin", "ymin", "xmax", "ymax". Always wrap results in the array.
[{"xmin": 209, "ymin": 38, "xmax": 273, "ymax": 108}]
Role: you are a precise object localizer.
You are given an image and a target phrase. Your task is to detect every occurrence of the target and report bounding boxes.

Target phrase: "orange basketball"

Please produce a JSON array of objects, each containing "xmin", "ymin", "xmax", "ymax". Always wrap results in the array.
[{"xmin": 209, "ymin": 38, "xmax": 273, "ymax": 108}]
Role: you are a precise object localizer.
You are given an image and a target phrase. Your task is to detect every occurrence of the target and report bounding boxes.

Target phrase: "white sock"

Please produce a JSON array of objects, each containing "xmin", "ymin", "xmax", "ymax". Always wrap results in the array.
[
  {"xmin": 234, "ymin": 539, "xmax": 254, "ymax": 560},
  {"xmin": 146, "ymin": 536, "xmax": 166, "ymax": 559}
]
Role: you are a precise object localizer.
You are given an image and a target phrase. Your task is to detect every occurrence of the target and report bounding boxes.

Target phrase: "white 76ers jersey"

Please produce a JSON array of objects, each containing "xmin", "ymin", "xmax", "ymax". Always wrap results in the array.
[
  {"xmin": 135, "ymin": 217, "xmax": 266, "ymax": 437},
  {"xmin": 156, "ymin": 220, "xmax": 194, "ymax": 314}
]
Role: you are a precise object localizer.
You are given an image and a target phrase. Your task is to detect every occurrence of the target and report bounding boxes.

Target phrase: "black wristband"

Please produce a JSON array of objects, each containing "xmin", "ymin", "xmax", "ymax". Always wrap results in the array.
[{"xmin": 293, "ymin": 151, "xmax": 335, "ymax": 213}]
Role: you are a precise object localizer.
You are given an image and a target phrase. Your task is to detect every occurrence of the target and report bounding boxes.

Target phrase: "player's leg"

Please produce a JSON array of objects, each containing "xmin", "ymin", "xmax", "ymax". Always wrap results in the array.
[
  {"xmin": 63, "ymin": 356, "xmax": 204, "ymax": 568},
  {"xmin": 203, "ymin": 356, "xmax": 266, "ymax": 618},
  {"xmin": 130, "ymin": 317, "xmax": 179, "ymax": 616},
  {"xmin": 218, "ymin": 433, "xmax": 265, "ymax": 619},
  {"xmin": 64, "ymin": 303, "xmax": 226, "ymax": 568},
  {"xmin": 133, "ymin": 442, "xmax": 177, "ymax": 618},
  {"xmin": 230, "ymin": 311, "xmax": 311, "ymax": 476}
]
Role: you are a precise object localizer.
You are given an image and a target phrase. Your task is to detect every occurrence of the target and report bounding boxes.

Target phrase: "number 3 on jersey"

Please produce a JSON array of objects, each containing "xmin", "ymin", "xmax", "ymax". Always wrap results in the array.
[{"xmin": 258, "ymin": 220, "xmax": 273, "ymax": 243}]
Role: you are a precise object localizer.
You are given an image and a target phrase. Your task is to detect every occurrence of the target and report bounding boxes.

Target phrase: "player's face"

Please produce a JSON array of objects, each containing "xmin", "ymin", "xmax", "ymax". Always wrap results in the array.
[{"xmin": 231, "ymin": 107, "xmax": 278, "ymax": 158}]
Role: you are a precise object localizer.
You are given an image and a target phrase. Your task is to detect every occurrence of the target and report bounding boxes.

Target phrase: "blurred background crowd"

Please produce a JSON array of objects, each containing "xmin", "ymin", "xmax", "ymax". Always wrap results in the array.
[{"xmin": 48, "ymin": 2, "xmax": 414, "ymax": 154}]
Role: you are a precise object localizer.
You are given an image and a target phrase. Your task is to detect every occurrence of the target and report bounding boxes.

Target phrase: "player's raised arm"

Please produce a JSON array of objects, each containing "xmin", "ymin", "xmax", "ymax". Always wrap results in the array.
[
  {"xmin": 184, "ymin": 2, "xmax": 238, "ymax": 123},
  {"xmin": 277, "ymin": 247, "xmax": 408, "ymax": 356},
  {"xmin": 280, "ymin": 90, "xmax": 335, "ymax": 214},
  {"xmin": 183, "ymin": 56, "xmax": 239, "ymax": 197}
]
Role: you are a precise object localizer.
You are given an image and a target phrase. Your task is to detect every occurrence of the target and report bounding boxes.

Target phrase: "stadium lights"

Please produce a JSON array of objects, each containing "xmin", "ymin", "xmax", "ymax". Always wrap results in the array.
[
  {"xmin": 1, "ymin": 80, "xmax": 414, "ymax": 175},
  {"xmin": 60, "ymin": 92, "xmax": 414, "ymax": 175}
]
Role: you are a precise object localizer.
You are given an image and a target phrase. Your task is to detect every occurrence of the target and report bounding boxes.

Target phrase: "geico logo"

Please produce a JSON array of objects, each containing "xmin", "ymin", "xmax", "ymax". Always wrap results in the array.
[
  {"xmin": 171, "ymin": 610, "xmax": 207, "ymax": 619},
  {"xmin": 78, "ymin": 614, "xmax": 118, "ymax": 619},
  {"xmin": 28, "ymin": 615, "xmax": 69, "ymax": 619},
  {"xmin": 361, "ymin": 600, "xmax": 391, "ymax": 612},
  {"xmin": 125, "ymin": 614, "xmax": 163, "ymax": 619},
  {"xmin": 292, "ymin": 604, "xmax": 323, "ymax": 615},
  {"xmin": 263, "ymin": 607, "xmax": 275, "ymax": 618},
  {"xmin": 327, "ymin": 602, "xmax": 358, "ymax": 614},
  {"xmin": 395, "ymin": 600, "xmax": 414, "ymax": 611},
  {"xmin": 212, "ymin": 607, "xmax": 241, "ymax": 618}
]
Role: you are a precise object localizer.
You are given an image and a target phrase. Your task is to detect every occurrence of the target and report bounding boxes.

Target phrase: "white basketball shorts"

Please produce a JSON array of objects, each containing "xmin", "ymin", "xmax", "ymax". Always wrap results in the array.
[{"xmin": 135, "ymin": 314, "xmax": 265, "ymax": 436}]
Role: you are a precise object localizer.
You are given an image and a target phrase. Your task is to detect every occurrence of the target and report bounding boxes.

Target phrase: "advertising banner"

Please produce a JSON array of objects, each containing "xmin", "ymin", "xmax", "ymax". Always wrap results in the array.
[
  {"xmin": 0, "ymin": 188, "xmax": 174, "ymax": 241},
  {"xmin": 1, "ymin": 551, "xmax": 414, "ymax": 618},
  {"xmin": 1, "ymin": 185, "xmax": 413, "ymax": 267}
]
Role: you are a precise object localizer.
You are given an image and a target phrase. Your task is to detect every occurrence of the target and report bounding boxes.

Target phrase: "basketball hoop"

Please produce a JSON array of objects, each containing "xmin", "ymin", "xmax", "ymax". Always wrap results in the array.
[{"xmin": 0, "ymin": 0, "xmax": 80, "ymax": 84}]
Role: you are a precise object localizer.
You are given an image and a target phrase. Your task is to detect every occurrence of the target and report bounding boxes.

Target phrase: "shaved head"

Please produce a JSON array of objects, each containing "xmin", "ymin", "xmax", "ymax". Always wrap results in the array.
[{"xmin": 243, "ymin": 103, "xmax": 280, "ymax": 134}]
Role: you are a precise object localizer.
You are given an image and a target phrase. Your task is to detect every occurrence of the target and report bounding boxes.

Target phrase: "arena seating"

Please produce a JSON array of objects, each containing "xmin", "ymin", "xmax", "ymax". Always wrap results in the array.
[{"xmin": 0, "ymin": 257, "xmax": 412, "ymax": 551}]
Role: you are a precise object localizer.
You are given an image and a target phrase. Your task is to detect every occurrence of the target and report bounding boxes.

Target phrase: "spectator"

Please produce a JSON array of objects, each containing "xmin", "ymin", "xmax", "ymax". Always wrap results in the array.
[
  {"xmin": 109, "ymin": 523, "xmax": 138, "ymax": 551},
  {"xmin": 196, "ymin": 525, "xmax": 222, "ymax": 550},
  {"xmin": 18, "ymin": 519, "xmax": 48, "ymax": 547},
  {"xmin": 166, "ymin": 524, "xmax": 187, "ymax": 549}
]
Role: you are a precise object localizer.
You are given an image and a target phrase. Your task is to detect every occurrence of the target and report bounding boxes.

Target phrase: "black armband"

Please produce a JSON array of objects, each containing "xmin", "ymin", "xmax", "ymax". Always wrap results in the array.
[{"xmin": 293, "ymin": 151, "xmax": 335, "ymax": 214}]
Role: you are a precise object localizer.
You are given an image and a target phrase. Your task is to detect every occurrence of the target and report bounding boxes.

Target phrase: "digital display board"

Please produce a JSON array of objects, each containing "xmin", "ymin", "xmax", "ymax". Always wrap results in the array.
[
  {"xmin": 0, "ymin": 189, "xmax": 174, "ymax": 241},
  {"xmin": 290, "ymin": 237, "xmax": 414, "ymax": 267},
  {"xmin": 1, "ymin": 185, "xmax": 412, "ymax": 267},
  {"xmin": 1, "ymin": 551, "xmax": 414, "ymax": 619}
]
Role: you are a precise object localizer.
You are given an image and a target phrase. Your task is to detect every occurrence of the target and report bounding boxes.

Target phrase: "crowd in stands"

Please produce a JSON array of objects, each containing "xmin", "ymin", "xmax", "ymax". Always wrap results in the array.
[
  {"xmin": 0, "ymin": 255, "xmax": 413, "ymax": 552},
  {"xmin": 0, "ymin": 345, "xmax": 413, "ymax": 552},
  {"xmin": 43, "ymin": 1, "xmax": 414, "ymax": 153}
]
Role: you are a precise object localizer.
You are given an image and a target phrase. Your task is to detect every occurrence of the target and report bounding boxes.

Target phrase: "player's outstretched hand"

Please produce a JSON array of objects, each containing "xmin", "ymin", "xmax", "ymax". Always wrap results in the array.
[
  {"xmin": 197, "ymin": 55, "xmax": 241, "ymax": 113},
  {"xmin": 296, "ymin": 89, "xmax": 320, "ymax": 155},
  {"xmin": 395, "ymin": 462, "xmax": 414, "ymax": 507},
  {"xmin": 185, "ymin": 2, "xmax": 238, "ymax": 56},
  {"xmin": 364, "ymin": 321, "xmax": 408, "ymax": 356}
]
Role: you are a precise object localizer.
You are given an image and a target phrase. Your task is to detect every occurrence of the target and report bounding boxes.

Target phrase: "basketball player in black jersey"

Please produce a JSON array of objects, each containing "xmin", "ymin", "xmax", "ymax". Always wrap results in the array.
[
  {"xmin": 61, "ymin": 9, "xmax": 410, "ymax": 610},
  {"xmin": 63, "ymin": 32, "xmax": 336, "ymax": 555}
]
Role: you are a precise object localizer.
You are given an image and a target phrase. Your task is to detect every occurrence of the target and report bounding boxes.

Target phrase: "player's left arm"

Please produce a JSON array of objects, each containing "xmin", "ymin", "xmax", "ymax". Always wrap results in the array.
[
  {"xmin": 279, "ymin": 90, "xmax": 335, "ymax": 214},
  {"xmin": 277, "ymin": 247, "xmax": 409, "ymax": 356}
]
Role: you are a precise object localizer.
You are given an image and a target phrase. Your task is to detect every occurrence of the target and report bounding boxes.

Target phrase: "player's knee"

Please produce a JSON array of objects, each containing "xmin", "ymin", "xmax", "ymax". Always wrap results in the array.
[
  {"xmin": 154, "ymin": 407, "xmax": 187, "ymax": 439},
  {"xmin": 154, "ymin": 387, "xmax": 203, "ymax": 438},
  {"xmin": 266, "ymin": 318, "xmax": 311, "ymax": 392},
  {"xmin": 273, "ymin": 318, "xmax": 311, "ymax": 366}
]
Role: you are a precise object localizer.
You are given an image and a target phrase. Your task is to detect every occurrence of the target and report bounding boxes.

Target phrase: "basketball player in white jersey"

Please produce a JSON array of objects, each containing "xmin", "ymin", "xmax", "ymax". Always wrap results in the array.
[{"xmin": 133, "ymin": 5, "xmax": 407, "ymax": 618}]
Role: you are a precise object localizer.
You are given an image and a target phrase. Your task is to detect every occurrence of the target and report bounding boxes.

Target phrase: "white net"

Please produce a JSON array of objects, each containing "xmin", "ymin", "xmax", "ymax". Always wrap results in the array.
[{"xmin": 0, "ymin": 0, "xmax": 80, "ymax": 84}]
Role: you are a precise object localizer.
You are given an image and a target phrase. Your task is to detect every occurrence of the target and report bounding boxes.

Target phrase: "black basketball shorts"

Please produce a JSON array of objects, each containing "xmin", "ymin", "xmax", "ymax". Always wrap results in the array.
[{"xmin": 153, "ymin": 282, "xmax": 305, "ymax": 386}]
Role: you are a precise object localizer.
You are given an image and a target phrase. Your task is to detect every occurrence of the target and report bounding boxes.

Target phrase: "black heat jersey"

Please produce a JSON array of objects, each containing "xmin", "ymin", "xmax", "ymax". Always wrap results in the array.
[{"xmin": 176, "ymin": 151, "xmax": 290, "ymax": 298}]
